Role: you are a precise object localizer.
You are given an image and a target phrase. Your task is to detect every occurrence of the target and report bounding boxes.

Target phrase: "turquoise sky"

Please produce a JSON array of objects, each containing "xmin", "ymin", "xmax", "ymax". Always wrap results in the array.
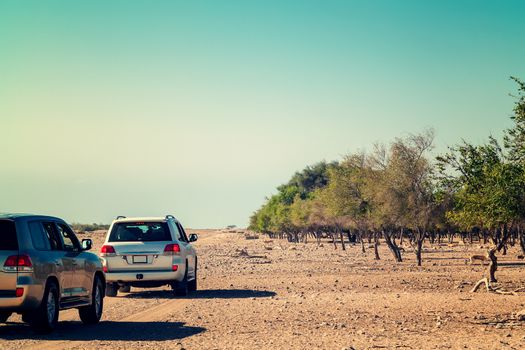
[{"xmin": 1, "ymin": 1, "xmax": 524, "ymax": 228}]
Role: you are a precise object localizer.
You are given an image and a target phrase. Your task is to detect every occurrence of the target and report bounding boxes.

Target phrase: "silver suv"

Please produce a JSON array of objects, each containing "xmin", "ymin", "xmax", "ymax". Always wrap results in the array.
[
  {"xmin": 101, "ymin": 215, "xmax": 198, "ymax": 297},
  {"xmin": 0, "ymin": 214, "xmax": 105, "ymax": 333}
]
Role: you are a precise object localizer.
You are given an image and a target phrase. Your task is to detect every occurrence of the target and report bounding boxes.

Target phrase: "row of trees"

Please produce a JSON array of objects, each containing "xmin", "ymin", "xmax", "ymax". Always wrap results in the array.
[
  {"xmin": 71, "ymin": 223, "xmax": 110, "ymax": 232},
  {"xmin": 249, "ymin": 77, "xmax": 525, "ymax": 282}
]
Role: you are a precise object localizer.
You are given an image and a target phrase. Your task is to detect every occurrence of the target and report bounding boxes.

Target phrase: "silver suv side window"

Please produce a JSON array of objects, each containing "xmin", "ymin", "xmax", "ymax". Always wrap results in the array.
[
  {"xmin": 28, "ymin": 221, "xmax": 52, "ymax": 251},
  {"xmin": 42, "ymin": 222, "xmax": 61, "ymax": 250},
  {"xmin": 56, "ymin": 223, "xmax": 80, "ymax": 252}
]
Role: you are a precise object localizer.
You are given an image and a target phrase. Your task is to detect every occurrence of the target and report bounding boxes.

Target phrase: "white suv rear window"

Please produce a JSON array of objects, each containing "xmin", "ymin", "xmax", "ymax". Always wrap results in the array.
[{"xmin": 108, "ymin": 222, "xmax": 171, "ymax": 242}]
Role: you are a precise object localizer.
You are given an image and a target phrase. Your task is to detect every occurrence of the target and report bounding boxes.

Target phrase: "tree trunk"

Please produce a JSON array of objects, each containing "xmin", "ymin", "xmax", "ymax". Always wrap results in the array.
[
  {"xmin": 492, "ymin": 228, "xmax": 499, "ymax": 246},
  {"xmin": 488, "ymin": 248, "xmax": 498, "ymax": 283},
  {"xmin": 487, "ymin": 224, "xmax": 510, "ymax": 283},
  {"xmin": 374, "ymin": 232, "xmax": 380, "ymax": 260},
  {"xmin": 410, "ymin": 229, "xmax": 425, "ymax": 266},
  {"xmin": 339, "ymin": 229, "xmax": 346, "ymax": 251},
  {"xmin": 360, "ymin": 231, "xmax": 366, "ymax": 253},
  {"xmin": 519, "ymin": 226, "xmax": 525, "ymax": 255},
  {"xmin": 497, "ymin": 224, "xmax": 510, "ymax": 252},
  {"xmin": 383, "ymin": 230, "xmax": 402, "ymax": 262},
  {"xmin": 416, "ymin": 238, "xmax": 423, "ymax": 266},
  {"xmin": 498, "ymin": 224, "xmax": 510, "ymax": 256}
]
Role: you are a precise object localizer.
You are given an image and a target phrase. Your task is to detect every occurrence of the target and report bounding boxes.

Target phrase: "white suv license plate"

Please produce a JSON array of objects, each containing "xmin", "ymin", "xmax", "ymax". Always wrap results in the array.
[{"xmin": 132, "ymin": 255, "xmax": 147, "ymax": 263}]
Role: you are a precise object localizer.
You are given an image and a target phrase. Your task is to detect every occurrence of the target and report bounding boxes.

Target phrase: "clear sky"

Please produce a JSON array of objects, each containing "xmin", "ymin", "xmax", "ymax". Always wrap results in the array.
[{"xmin": 1, "ymin": 1, "xmax": 524, "ymax": 228}]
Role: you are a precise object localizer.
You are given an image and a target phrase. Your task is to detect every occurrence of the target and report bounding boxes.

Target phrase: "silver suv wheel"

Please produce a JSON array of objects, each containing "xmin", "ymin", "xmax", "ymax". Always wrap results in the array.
[
  {"xmin": 79, "ymin": 277, "xmax": 104, "ymax": 325},
  {"xmin": 94, "ymin": 283, "xmax": 102, "ymax": 318},
  {"xmin": 46, "ymin": 291, "xmax": 57, "ymax": 324}
]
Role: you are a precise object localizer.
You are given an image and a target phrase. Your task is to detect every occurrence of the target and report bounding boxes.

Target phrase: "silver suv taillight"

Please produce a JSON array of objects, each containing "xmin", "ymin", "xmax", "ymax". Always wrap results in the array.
[{"xmin": 3, "ymin": 254, "xmax": 34, "ymax": 272}]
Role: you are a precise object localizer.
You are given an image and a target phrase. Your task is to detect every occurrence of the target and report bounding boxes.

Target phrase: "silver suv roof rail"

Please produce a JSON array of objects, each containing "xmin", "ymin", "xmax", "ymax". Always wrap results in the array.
[
  {"xmin": 116, "ymin": 215, "xmax": 126, "ymax": 220},
  {"xmin": 165, "ymin": 215, "xmax": 175, "ymax": 220}
]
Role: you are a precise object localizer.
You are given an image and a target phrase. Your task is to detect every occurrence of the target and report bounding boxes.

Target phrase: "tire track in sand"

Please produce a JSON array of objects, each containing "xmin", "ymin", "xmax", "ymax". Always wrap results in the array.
[
  {"xmin": 27, "ymin": 297, "xmax": 190, "ymax": 350},
  {"xmin": 26, "ymin": 231, "xmax": 222, "ymax": 350}
]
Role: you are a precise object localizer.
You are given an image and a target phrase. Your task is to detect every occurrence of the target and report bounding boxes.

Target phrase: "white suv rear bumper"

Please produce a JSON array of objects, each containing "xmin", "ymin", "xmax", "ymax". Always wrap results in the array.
[{"xmin": 105, "ymin": 270, "xmax": 183, "ymax": 283}]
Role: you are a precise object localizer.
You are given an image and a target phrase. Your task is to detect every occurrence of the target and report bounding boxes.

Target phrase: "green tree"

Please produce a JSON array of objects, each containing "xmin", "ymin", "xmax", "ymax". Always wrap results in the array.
[
  {"xmin": 437, "ymin": 137, "xmax": 525, "ymax": 281},
  {"xmin": 322, "ymin": 152, "xmax": 372, "ymax": 252},
  {"xmin": 249, "ymin": 162, "xmax": 338, "ymax": 241},
  {"xmin": 366, "ymin": 130, "xmax": 436, "ymax": 265},
  {"xmin": 278, "ymin": 161, "xmax": 338, "ymax": 200},
  {"xmin": 504, "ymin": 77, "xmax": 525, "ymax": 162}
]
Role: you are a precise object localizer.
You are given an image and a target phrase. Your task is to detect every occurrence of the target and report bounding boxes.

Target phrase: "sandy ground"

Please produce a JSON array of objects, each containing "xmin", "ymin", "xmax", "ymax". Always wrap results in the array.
[{"xmin": 1, "ymin": 229, "xmax": 525, "ymax": 349}]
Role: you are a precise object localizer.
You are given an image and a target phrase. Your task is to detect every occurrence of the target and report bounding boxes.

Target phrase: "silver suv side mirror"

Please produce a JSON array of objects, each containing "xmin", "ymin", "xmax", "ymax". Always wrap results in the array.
[
  {"xmin": 82, "ymin": 239, "xmax": 93, "ymax": 251},
  {"xmin": 188, "ymin": 234, "xmax": 198, "ymax": 243}
]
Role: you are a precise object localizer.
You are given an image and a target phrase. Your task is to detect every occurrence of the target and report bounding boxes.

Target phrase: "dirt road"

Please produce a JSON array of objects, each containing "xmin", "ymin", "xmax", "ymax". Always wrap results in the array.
[{"xmin": 1, "ymin": 230, "xmax": 525, "ymax": 349}]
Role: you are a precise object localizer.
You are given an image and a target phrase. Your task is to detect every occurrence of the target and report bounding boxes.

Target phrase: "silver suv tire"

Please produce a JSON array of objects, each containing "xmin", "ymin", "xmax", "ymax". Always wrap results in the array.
[
  {"xmin": 79, "ymin": 277, "xmax": 104, "ymax": 324},
  {"xmin": 30, "ymin": 281, "xmax": 59, "ymax": 333}
]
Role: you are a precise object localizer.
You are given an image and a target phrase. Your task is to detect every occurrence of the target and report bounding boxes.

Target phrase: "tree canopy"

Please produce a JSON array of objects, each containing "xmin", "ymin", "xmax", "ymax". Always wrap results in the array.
[{"xmin": 249, "ymin": 77, "xmax": 525, "ymax": 269}]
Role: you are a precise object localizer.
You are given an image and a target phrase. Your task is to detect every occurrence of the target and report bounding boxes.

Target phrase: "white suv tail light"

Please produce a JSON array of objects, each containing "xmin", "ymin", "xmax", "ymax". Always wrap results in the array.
[{"xmin": 163, "ymin": 243, "xmax": 180, "ymax": 255}]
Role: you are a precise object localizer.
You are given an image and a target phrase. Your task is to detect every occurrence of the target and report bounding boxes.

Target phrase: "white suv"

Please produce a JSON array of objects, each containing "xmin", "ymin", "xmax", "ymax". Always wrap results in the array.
[{"xmin": 100, "ymin": 215, "xmax": 197, "ymax": 297}]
